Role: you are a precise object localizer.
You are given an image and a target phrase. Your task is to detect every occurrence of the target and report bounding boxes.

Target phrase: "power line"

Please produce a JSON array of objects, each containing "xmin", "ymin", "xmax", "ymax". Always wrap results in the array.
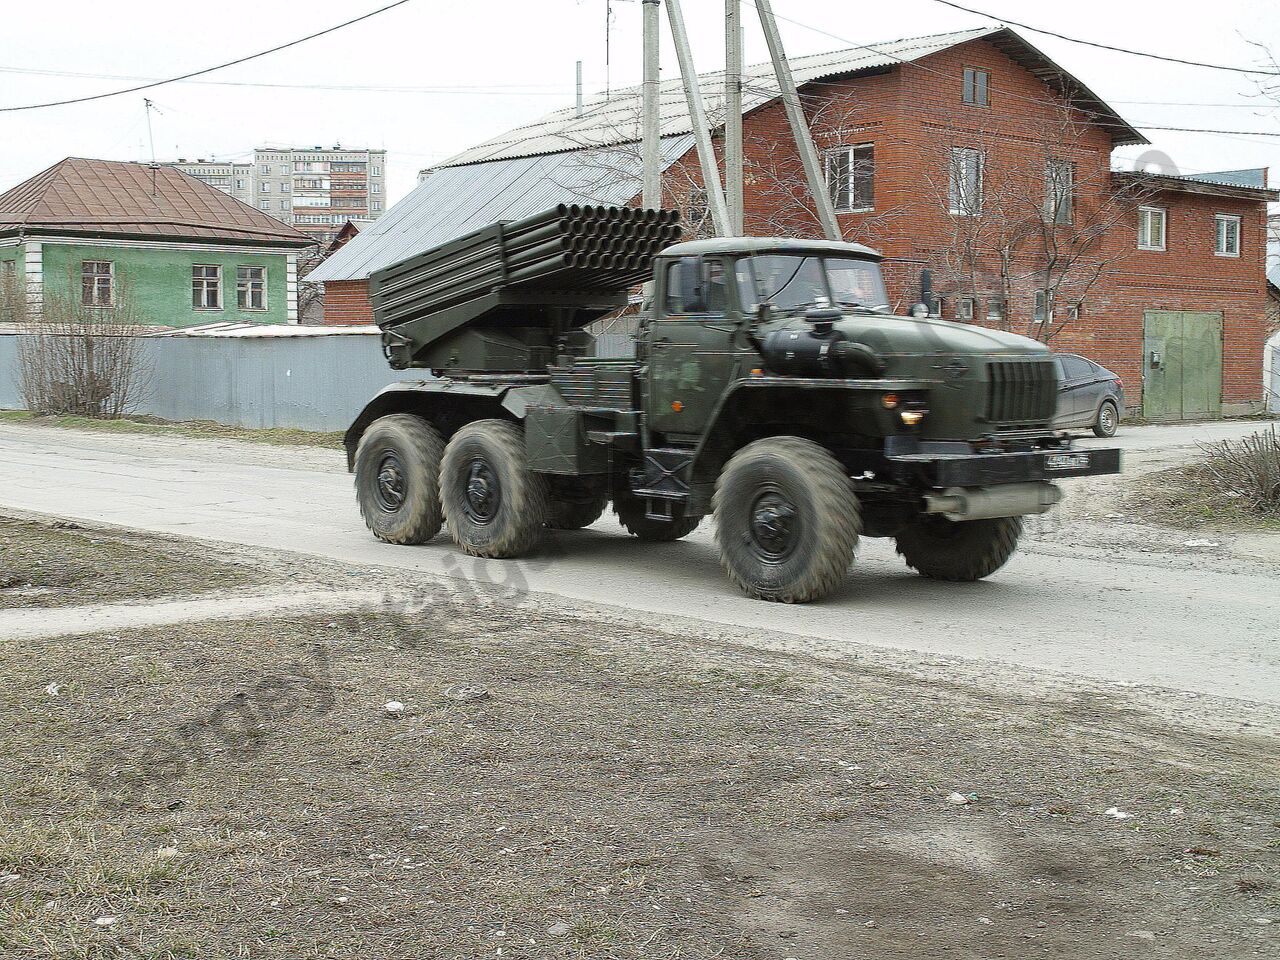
[
  {"xmin": 926, "ymin": 0, "xmax": 1280, "ymax": 78},
  {"xmin": 0, "ymin": 0, "xmax": 419, "ymax": 113}
]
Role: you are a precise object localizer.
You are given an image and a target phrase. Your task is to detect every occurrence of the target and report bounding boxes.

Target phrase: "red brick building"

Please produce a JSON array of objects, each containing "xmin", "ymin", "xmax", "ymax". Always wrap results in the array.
[{"xmin": 312, "ymin": 26, "xmax": 1275, "ymax": 418}]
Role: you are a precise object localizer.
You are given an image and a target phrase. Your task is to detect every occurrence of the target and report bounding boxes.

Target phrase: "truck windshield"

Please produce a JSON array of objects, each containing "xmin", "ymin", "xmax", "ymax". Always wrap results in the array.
[{"xmin": 736, "ymin": 254, "xmax": 889, "ymax": 313}]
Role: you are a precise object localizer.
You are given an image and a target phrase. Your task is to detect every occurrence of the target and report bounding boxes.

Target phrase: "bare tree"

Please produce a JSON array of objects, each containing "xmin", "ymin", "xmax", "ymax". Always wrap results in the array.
[
  {"xmin": 925, "ymin": 99, "xmax": 1153, "ymax": 343},
  {"xmin": 17, "ymin": 271, "xmax": 152, "ymax": 418}
]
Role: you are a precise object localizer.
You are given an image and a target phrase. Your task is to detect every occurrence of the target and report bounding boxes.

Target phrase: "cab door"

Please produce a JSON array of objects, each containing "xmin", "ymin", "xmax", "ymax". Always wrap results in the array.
[{"xmin": 646, "ymin": 256, "xmax": 745, "ymax": 441}]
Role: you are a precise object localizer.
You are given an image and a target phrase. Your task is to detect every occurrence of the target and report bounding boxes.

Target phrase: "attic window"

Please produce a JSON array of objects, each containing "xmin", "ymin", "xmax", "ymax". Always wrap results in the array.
[{"xmin": 963, "ymin": 67, "xmax": 989, "ymax": 107}]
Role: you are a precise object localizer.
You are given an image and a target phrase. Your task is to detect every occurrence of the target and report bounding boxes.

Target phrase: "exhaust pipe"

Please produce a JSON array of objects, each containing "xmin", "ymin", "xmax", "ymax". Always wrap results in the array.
[{"xmin": 923, "ymin": 482, "xmax": 1063, "ymax": 522}]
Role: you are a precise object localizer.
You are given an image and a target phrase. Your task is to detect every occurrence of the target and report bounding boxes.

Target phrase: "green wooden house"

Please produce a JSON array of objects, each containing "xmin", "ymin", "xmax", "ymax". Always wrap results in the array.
[{"xmin": 0, "ymin": 158, "xmax": 315, "ymax": 326}]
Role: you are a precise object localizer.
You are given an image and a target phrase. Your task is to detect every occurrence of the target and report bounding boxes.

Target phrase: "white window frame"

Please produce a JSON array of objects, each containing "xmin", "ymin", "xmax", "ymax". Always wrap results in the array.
[
  {"xmin": 236, "ymin": 265, "xmax": 267, "ymax": 312},
  {"xmin": 1214, "ymin": 214, "xmax": 1241, "ymax": 257},
  {"xmin": 192, "ymin": 264, "xmax": 222, "ymax": 311},
  {"xmin": 81, "ymin": 260, "xmax": 115, "ymax": 308},
  {"xmin": 986, "ymin": 296, "xmax": 1005, "ymax": 322},
  {"xmin": 825, "ymin": 143, "xmax": 874, "ymax": 213},
  {"xmin": 1034, "ymin": 289, "xmax": 1053, "ymax": 324},
  {"xmin": 949, "ymin": 148, "xmax": 984, "ymax": 217},
  {"xmin": 1138, "ymin": 206, "xmax": 1167, "ymax": 251},
  {"xmin": 957, "ymin": 297, "xmax": 974, "ymax": 320}
]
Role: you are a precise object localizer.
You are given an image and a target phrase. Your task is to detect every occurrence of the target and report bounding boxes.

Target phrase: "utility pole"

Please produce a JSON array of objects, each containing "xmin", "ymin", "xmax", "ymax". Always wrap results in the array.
[
  {"xmin": 754, "ymin": 0, "xmax": 841, "ymax": 241},
  {"xmin": 724, "ymin": 0, "xmax": 744, "ymax": 236},
  {"xmin": 641, "ymin": 0, "xmax": 661, "ymax": 209},
  {"xmin": 665, "ymin": 0, "xmax": 730, "ymax": 237},
  {"xmin": 143, "ymin": 98, "xmax": 160, "ymax": 196}
]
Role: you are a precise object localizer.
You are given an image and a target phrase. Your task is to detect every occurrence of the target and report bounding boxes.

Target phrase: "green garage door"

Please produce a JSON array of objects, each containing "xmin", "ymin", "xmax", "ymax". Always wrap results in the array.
[{"xmin": 1142, "ymin": 311, "xmax": 1223, "ymax": 421}]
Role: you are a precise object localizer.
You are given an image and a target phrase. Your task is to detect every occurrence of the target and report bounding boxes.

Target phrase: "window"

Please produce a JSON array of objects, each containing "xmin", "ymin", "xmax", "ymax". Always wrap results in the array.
[
  {"xmin": 1046, "ymin": 160, "xmax": 1074, "ymax": 225},
  {"xmin": 1034, "ymin": 290, "xmax": 1053, "ymax": 324},
  {"xmin": 372, "ymin": 165, "xmax": 381, "ymax": 176},
  {"xmin": 236, "ymin": 266, "xmax": 266, "ymax": 311},
  {"xmin": 664, "ymin": 258, "xmax": 726, "ymax": 314},
  {"xmin": 235, "ymin": 179, "xmax": 246, "ymax": 190},
  {"xmin": 963, "ymin": 67, "xmax": 989, "ymax": 106},
  {"xmin": 279, "ymin": 200, "xmax": 290, "ymax": 210},
  {"xmin": 280, "ymin": 182, "xmax": 290, "ymax": 193},
  {"xmin": 949, "ymin": 148, "xmax": 984, "ymax": 216},
  {"xmin": 81, "ymin": 260, "xmax": 114, "ymax": 307},
  {"xmin": 826, "ymin": 144, "xmax": 874, "ymax": 212},
  {"xmin": 260, "ymin": 164, "xmax": 271, "ymax": 175},
  {"xmin": 687, "ymin": 187, "xmax": 709, "ymax": 228},
  {"xmin": 1215, "ymin": 214, "xmax": 1241, "ymax": 257},
  {"xmin": 261, "ymin": 182, "xmax": 271, "ymax": 192},
  {"xmin": 192, "ymin": 265, "xmax": 222, "ymax": 310},
  {"xmin": 986, "ymin": 296, "xmax": 1005, "ymax": 322},
  {"xmin": 956, "ymin": 297, "xmax": 974, "ymax": 320},
  {"xmin": 1138, "ymin": 206, "xmax": 1166, "ymax": 251},
  {"xmin": 372, "ymin": 200, "xmax": 382, "ymax": 212},
  {"xmin": 259, "ymin": 200, "xmax": 271, "ymax": 210},
  {"xmin": 371, "ymin": 182, "xmax": 381, "ymax": 194},
  {"xmin": 279, "ymin": 164, "xmax": 289, "ymax": 176}
]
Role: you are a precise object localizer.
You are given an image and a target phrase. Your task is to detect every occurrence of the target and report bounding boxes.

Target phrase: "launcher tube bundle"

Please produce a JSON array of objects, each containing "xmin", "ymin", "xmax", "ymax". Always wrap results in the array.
[{"xmin": 370, "ymin": 205, "xmax": 681, "ymax": 370}]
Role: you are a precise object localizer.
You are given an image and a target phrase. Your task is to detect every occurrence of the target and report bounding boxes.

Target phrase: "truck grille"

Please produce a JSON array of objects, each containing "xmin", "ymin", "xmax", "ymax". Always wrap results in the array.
[{"xmin": 985, "ymin": 359, "xmax": 1057, "ymax": 427}]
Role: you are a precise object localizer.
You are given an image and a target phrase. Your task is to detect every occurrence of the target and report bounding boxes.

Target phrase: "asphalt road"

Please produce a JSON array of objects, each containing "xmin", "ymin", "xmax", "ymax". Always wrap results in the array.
[{"xmin": 1, "ymin": 419, "xmax": 1276, "ymax": 705}]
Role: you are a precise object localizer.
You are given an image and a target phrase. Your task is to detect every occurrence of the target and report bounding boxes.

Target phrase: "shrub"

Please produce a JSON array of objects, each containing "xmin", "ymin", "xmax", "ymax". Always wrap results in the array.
[{"xmin": 1193, "ymin": 428, "xmax": 1280, "ymax": 517}]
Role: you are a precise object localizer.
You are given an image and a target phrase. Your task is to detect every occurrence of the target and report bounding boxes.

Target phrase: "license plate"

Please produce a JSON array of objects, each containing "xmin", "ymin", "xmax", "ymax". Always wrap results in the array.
[{"xmin": 1044, "ymin": 452, "xmax": 1091, "ymax": 472}]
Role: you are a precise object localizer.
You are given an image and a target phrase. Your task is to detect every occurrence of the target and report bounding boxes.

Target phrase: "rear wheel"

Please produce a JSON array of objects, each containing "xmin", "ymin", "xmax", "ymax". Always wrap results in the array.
[
  {"xmin": 713, "ymin": 437, "xmax": 861, "ymax": 603},
  {"xmin": 1092, "ymin": 400, "xmax": 1119, "ymax": 438},
  {"xmin": 354, "ymin": 414, "xmax": 444, "ymax": 544},
  {"xmin": 613, "ymin": 494, "xmax": 700, "ymax": 541},
  {"xmin": 441, "ymin": 420, "xmax": 549, "ymax": 558},
  {"xmin": 546, "ymin": 477, "xmax": 609, "ymax": 530},
  {"xmin": 895, "ymin": 515, "xmax": 1022, "ymax": 581}
]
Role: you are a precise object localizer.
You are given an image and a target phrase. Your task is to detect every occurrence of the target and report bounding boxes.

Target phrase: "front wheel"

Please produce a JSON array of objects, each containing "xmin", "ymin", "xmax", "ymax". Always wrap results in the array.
[
  {"xmin": 1092, "ymin": 401, "xmax": 1119, "ymax": 438},
  {"xmin": 441, "ymin": 420, "xmax": 549, "ymax": 558},
  {"xmin": 895, "ymin": 515, "xmax": 1022, "ymax": 582},
  {"xmin": 713, "ymin": 437, "xmax": 861, "ymax": 603}
]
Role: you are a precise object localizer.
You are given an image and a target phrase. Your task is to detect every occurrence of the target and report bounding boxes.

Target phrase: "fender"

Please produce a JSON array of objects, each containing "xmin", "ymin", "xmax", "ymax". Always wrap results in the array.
[
  {"xmin": 686, "ymin": 375, "xmax": 934, "ymax": 488},
  {"xmin": 343, "ymin": 379, "xmax": 559, "ymax": 470}
]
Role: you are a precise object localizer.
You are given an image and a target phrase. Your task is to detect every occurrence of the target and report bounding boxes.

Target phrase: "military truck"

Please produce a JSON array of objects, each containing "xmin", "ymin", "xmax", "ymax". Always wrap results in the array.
[{"xmin": 346, "ymin": 205, "xmax": 1119, "ymax": 603}]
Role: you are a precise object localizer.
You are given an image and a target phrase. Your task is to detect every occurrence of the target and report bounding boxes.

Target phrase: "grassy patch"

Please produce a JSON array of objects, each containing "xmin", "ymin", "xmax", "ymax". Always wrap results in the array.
[
  {"xmin": 0, "ymin": 409, "xmax": 343, "ymax": 449},
  {"xmin": 1130, "ymin": 464, "xmax": 1280, "ymax": 532},
  {"xmin": 0, "ymin": 515, "xmax": 258, "ymax": 608},
  {"xmin": 0, "ymin": 604, "xmax": 1276, "ymax": 958}
]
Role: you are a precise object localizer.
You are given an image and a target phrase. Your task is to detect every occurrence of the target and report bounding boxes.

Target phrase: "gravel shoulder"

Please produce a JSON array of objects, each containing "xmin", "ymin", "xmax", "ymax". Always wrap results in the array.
[{"xmin": 1, "ymin": 524, "xmax": 1278, "ymax": 959}]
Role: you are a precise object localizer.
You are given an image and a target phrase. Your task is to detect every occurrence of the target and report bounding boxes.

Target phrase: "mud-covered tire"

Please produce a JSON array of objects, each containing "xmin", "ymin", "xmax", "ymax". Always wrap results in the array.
[
  {"xmin": 440, "ymin": 419, "xmax": 548, "ymax": 558},
  {"xmin": 613, "ymin": 495, "xmax": 701, "ymax": 541},
  {"xmin": 354, "ymin": 414, "xmax": 445, "ymax": 545},
  {"xmin": 548, "ymin": 497, "xmax": 609, "ymax": 530},
  {"xmin": 1092, "ymin": 401, "xmax": 1119, "ymax": 438},
  {"xmin": 895, "ymin": 515, "xmax": 1022, "ymax": 581},
  {"xmin": 713, "ymin": 437, "xmax": 861, "ymax": 603}
]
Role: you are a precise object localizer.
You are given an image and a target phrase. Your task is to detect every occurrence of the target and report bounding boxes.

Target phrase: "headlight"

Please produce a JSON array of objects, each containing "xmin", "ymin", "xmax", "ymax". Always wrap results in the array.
[{"xmin": 900, "ymin": 409, "xmax": 927, "ymax": 427}]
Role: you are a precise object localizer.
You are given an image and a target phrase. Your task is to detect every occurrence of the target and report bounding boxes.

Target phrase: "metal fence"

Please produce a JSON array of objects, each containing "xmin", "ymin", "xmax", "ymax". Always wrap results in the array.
[
  {"xmin": 1269, "ymin": 338, "xmax": 1279, "ymax": 415},
  {"xmin": 0, "ymin": 329, "xmax": 412, "ymax": 432}
]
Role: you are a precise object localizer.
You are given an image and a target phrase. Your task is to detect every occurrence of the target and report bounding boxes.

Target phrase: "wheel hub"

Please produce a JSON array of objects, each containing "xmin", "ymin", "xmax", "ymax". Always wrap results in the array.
[
  {"xmin": 375, "ymin": 452, "xmax": 407, "ymax": 511},
  {"xmin": 463, "ymin": 459, "xmax": 500, "ymax": 524},
  {"xmin": 749, "ymin": 489, "xmax": 798, "ymax": 562}
]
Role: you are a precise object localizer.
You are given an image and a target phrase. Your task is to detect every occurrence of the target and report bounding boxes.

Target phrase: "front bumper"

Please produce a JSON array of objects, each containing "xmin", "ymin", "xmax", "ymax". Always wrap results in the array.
[{"xmin": 882, "ymin": 439, "xmax": 1122, "ymax": 488}]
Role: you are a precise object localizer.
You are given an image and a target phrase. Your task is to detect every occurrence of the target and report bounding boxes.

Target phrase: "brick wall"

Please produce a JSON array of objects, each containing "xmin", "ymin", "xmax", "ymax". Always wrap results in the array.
[{"xmin": 322, "ymin": 279, "xmax": 373, "ymax": 325}]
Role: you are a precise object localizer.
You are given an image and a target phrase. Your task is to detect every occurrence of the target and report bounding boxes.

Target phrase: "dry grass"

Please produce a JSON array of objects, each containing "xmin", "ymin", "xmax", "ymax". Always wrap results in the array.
[
  {"xmin": 1, "ymin": 602, "xmax": 1277, "ymax": 959},
  {"xmin": 0, "ymin": 410, "xmax": 343, "ymax": 449},
  {"xmin": 1130, "ymin": 427, "xmax": 1280, "ymax": 530}
]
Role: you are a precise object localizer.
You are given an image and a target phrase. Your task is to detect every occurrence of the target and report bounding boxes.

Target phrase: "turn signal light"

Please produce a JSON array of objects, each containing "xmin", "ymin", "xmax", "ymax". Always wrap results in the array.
[
  {"xmin": 900, "ymin": 409, "xmax": 928, "ymax": 427},
  {"xmin": 881, "ymin": 393, "xmax": 901, "ymax": 409},
  {"xmin": 671, "ymin": 400, "xmax": 684, "ymax": 412}
]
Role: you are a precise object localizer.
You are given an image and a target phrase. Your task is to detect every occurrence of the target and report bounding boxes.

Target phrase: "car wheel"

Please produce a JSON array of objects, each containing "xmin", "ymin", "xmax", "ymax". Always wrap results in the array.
[
  {"xmin": 441, "ymin": 419, "xmax": 548, "ymax": 558},
  {"xmin": 354, "ymin": 414, "xmax": 445, "ymax": 544},
  {"xmin": 1093, "ymin": 401, "xmax": 1119, "ymax": 438}
]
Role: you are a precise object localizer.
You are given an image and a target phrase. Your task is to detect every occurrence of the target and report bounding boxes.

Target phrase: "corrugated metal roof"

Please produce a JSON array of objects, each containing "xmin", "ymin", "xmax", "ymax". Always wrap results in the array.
[
  {"xmin": 146, "ymin": 321, "xmax": 380, "ymax": 338},
  {"xmin": 441, "ymin": 25, "xmax": 1145, "ymax": 167},
  {"xmin": 1177, "ymin": 168, "xmax": 1269, "ymax": 189},
  {"xmin": 308, "ymin": 135, "xmax": 693, "ymax": 283}
]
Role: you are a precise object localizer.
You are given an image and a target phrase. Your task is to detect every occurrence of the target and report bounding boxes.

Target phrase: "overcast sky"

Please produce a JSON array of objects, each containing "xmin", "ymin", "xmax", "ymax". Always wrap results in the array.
[{"xmin": 1, "ymin": 0, "xmax": 1276, "ymax": 207}]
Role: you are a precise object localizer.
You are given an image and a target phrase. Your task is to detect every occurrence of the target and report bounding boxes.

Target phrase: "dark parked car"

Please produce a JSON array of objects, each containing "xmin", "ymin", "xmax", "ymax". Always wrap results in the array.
[{"xmin": 1053, "ymin": 353, "xmax": 1125, "ymax": 437}]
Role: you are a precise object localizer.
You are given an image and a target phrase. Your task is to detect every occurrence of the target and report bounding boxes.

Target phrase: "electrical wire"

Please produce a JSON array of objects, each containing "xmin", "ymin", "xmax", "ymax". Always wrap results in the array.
[
  {"xmin": 926, "ymin": 0, "xmax": 1280, "ymax": 77},
  {"xmin": 0, "ymin": 0, "xmax": 419, "ymax": 112}
]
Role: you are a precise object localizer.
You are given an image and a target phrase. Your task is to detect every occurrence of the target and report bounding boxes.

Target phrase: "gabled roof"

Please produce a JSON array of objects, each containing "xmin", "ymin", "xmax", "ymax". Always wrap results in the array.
[
  {"xmin": 0, "ymin": 157, "xmax": 314, "ymax": 247},
  {"xmin": 1113, "ymin": 168, "xmax": 1278, "ymax": 202},
  {"xmin": 442, "ymin": 25, "xmax": 1145, "ymax": 167},
  {"xmin": 309, "ymin": 135, "xmax": 694, "ymax": 283}
]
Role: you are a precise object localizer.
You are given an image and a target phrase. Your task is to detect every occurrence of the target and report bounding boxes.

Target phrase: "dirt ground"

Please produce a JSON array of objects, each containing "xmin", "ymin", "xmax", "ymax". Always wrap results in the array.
[
  {"xmin": 1, "ymin": 525, "xmax": 1277, "ymax": 959},
  {"xmin": 0, "ymin": 514, "xmax": 269, "ymax": 609}
]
